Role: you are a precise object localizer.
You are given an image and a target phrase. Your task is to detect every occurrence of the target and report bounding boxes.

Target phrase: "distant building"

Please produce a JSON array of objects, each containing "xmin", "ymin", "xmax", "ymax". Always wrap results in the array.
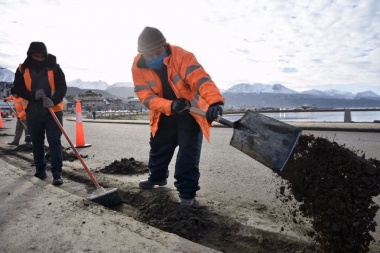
[
  {"xmin": 0, "ymin": 81, "xmax": 13, "ymax": 99},
  {"xmin": 301, "ymin": 104, "xmax": 317, "ymax": 110},
  {"xmin": 0, "ymin": 82, "xmax": 13, "ymax": 114},
  {"xmin": 125, "ymin": 97, "xmax": 145, "ymax": 112},
  {"xmin": 77, "ymin": 90, "xmax": 104, "ymax": 111}
]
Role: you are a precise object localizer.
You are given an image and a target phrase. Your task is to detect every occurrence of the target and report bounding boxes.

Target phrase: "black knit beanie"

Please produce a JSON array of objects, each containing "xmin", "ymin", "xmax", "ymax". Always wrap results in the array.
[
  {"xmin": 27, "ymin": 42, "xmax": 48, "ymax": 56},
  {"xmin": 137, "ymin": 27, "xmax": 166, "ymax": 53}
]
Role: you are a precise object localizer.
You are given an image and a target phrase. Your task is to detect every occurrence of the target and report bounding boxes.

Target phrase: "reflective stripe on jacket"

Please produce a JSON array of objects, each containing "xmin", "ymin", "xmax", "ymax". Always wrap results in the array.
[
  {"xmin": 18, "ymin": 64, "xmax": 63, "ymax": 112},
  {"xmin": 132, "ymin": 44, "xmax": 225, "ymax": 142},
  {"xmin": 5, "ymin": 95, "xmax": 28, "ymax": 120}
]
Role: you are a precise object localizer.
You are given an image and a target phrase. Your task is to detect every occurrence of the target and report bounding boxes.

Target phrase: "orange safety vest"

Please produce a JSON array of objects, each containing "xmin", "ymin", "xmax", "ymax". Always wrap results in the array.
[
  {"xmin": 132, "ymin": 44, "xmax": 225, "ymax": 142},
  {"xmin": 19, "ymin": 64, "xmax": 63, "ymax": 112},
  {"xmin": 5, "ymin": 95, "xmax": 27, "ymax": 120}
]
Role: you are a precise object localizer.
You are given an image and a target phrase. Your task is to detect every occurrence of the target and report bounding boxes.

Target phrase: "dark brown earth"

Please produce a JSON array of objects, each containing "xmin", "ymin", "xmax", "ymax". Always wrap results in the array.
[
  {"xmin": 280, "ymin": 134, "xmax": 380, "ymax": 253},
  {"xmin": 1, "ymin": 131, "xmax": 379, "ymax": 252},
  {"xmin": 94, "ymin": 157, "xmax": 148, "ymax": 174}
]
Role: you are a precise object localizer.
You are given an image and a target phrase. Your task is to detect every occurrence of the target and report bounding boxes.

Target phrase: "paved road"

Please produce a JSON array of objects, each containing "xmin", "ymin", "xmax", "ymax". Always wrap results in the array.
[{"xmin": 1, "ymin": 117, "xmax": 380, "ymax": 251}]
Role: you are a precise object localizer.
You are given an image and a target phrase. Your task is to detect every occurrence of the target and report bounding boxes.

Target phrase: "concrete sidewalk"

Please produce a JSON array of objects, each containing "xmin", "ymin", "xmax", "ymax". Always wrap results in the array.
[{"xmin": 0, "ymin": 158, "xmax": 219, "ymax": 253}]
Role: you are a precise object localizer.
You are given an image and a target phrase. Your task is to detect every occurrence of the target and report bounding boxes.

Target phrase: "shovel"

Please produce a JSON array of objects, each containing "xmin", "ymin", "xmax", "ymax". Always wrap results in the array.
[
  {"xmin": 190, "ymin": 107, "xmax": 302, "ymax": 173},
  {"xmin": 47, "ymin": 106, "xmax": 122, "ymax": 207}
]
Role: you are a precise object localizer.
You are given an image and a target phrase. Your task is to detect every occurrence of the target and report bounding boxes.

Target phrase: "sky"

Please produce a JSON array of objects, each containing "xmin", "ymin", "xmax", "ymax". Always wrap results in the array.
[{"xmin": 0, "ymin": 0, "xmax": 379, "ymax": 93}]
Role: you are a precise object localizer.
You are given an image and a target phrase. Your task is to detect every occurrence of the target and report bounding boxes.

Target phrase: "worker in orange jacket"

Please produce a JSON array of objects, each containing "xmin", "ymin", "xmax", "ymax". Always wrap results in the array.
[
  {"xmin": 12, "ymin": 41, "xmax": 66, "ymax": 186},
  {"xmin": 132, "ymin": 27, "xmax": 225, "ymax": 206},
  {"xmin": 4, "ymin": 87, "xmax": 31, "ymax": 146}
]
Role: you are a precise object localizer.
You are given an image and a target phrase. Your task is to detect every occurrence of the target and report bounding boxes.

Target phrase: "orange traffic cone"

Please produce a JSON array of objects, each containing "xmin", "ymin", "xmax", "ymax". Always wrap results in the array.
[
  {"xmin": 74, "ymin": 99, "xmax": 91, "ymax": 148},
  {"xmin": 0, "ymin": 108, "xmax": 3, "ymax": 128}
]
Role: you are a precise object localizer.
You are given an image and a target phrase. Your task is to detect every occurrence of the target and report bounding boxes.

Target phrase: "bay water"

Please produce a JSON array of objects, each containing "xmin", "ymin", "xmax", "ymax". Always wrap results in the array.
[{"xmin": 225, "ymin": 111, "xmax": 380, "ymax": 123}]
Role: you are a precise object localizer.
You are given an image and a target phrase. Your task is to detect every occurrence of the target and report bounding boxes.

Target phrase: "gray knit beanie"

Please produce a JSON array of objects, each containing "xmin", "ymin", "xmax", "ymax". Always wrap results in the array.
[{"xmin": 137, "ymin": 27, "xmax": 166, "ymax": 53}]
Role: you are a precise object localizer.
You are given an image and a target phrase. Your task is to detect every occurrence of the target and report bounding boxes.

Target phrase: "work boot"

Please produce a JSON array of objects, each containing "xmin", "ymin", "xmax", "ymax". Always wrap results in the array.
[
  {"xmin": 34, "ymin": 171, "xmax": 47, "ymax": 180},
  {"xmin": 179, "ymin": 197, "xmax": 195, "ymax": 206},
  {"xmin": 52, "ymin": 173, "xmax": 63, "ymax": 186},
  {"xmin": 138, "ymin": 179, "xmax": 167, "ymax": 189},
  {"xmin": 7, "ymin": 142, "xmax": 19, "ymax": 146},
  {"xmin": 24, "ymin": 135, "xmax": 32, "ymax": 143}
]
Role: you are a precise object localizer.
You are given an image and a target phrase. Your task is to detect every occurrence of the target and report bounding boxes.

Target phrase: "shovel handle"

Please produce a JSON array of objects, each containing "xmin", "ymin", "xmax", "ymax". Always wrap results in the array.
[
  {"xmin": 190, "ymin": 107, "xmax": 233, "ymax": 127},
  {"xmin": 47, "ymin": 107, "xmax": 101, "ymax": 189}
]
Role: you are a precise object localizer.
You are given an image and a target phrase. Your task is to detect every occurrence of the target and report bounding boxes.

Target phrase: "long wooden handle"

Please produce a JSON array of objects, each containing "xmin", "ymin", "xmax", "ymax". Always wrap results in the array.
[
  {"xmin": 190, "ymin": 107, "xmax": 234, "ymax": 127},
  {"xmin": 47, "ymin": 107, "xmax": 101, "ymax": 188}
]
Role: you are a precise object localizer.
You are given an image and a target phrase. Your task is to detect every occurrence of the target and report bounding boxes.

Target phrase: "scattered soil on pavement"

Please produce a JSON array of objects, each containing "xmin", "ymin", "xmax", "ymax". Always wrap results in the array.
[
  {"xmin": 280, "ymin": 134, "xmax": 380, "ymax": 253},
  {"xmin": 2, "ymin": 132, "xmax": 380, "ymax": 253},
  {"xmin": 116, "ymin": 191, "xmax": 312, "ymax": 253},
  {"xmin": 10, "ymin": 144, "xmax": 86, "ymax": 162}
]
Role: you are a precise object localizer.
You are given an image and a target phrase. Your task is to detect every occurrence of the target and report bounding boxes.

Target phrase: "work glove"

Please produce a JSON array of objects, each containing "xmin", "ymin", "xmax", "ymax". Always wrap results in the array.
[
  {"xmin": 171, "ymin": 98, "xmax": 191, "ymax": 115},
  {"xmin": 42, "ymin": 97, "xmax": 54, "ymax": 108},
  {"xmin": 35, "ymin": 89, "xmax": 46, "ymax": 100},
  {"xmin": 206, "ymin": 102, "xmax": 224, "ymax": 124}
]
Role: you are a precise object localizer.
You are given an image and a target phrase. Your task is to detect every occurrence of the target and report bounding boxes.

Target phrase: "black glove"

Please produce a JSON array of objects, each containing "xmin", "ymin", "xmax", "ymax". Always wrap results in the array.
[
  {"xmin": 35, "ymin": 89, "xmax": 46, "ymax": 100},
  {"xmin": 3, "ymin": 99, "xmax": 6, "ymax": 102},
  {"xmin": 42, "ymin": 97, "xmax": 54, "ymax": 108},
  {"xmin": 206, "ymin": 102, "xmax": 224, "ymax": 124},
  {"xmin": 171, "ymin": 98, "xmax": 191, "ymax": 115}
]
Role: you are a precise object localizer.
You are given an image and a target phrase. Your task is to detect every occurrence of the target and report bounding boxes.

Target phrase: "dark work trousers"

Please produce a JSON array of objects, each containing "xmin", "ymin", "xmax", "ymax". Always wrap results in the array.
[
  {"xmin": 12, "ymin": 119, "xmax": 29, "ymax": 144},
  {"xmin": 148, "ymin": 113, "xmax": 203, "ymax": 199},
  {"xmin": 27, "ymin": 113, "xmax": 63, "ymax": 174}
]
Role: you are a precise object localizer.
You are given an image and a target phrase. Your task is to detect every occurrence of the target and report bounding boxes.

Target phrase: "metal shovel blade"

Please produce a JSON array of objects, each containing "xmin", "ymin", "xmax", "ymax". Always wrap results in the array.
[{"xmin": 229, "ymin": 110, "xmax": 302, "ymax": 173}]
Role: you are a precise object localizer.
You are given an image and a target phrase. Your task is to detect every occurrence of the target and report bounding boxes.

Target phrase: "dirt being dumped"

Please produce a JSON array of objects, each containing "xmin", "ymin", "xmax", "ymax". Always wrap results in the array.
[
  {"xmin": 96, "ymin": 157, "xmax": 148, "ymax": 175},
  {"xmin": 280, "ymin": 134, "xmax": 380, "ymax": 253}
]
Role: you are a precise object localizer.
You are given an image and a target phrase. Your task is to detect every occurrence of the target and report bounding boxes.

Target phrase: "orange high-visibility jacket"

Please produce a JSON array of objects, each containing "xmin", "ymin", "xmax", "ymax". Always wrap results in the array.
[
  {"xmin": 132, "ymin": 44, "xmax": 225, "ymax": 142},
  {"xmin": 5, "ymin": 95, "xmax": 28, "ymax": 120},
  {"xmin": 18, "ymin": 64, "xmax": 63, "ymax": 112}
]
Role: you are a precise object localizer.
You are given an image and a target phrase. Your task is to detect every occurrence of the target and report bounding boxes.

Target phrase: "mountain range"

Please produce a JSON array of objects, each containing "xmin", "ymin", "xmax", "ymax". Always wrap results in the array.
[{"xmin": 1, "ymin": 66, "xmax": 380, "ymax": 109}]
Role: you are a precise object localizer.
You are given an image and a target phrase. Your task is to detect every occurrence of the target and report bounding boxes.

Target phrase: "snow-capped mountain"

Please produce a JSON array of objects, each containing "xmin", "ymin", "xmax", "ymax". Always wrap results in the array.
[
  {"xmin": 1, "ymin": 66, "xmax": 379, "ymax": 99},
  {"xmin": 355, "ymin": 91, "xmax": 380, "ymax": 98},
  {"xmin": 67, "ymin": 79, "xmax": 108, "ymax": 90},
  {"xmin": 225, "ymin": 83, "xmax": 298, "ymax": 94},
  {"xmin": 225, "ymin": 83, "xmax": 380, "ymax": 99},
  {"xmin": 106, "ymin": 82, "xmax": 135, "ymax": 98},
  {"xmin": 0, "ymin": 67, "xmax": 14, "ymax": 82},
  {"xmin": 301, "ymin": 89, "xmax": 327, "ymax": 96},
  {"xmin": 108, "ymin": 82, "xmax": 134, "ymax": 88},
  {"xmin": 302, "ymin": 89, "xmax": 356, "ymax": 99}
]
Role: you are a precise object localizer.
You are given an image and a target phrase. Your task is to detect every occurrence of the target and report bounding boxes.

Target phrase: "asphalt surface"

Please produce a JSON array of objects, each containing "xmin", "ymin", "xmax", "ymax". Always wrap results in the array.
[{"xmin": 1, "ymin": 115, "xmax": 380, "ymax": 252}]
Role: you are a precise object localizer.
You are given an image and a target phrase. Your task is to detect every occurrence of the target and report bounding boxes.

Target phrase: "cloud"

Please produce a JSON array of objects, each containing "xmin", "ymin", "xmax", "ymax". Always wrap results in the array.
[
  {"xmin": 282, "ymin": 67, "xmax": 298, "ymax": 73},
  {"xmin": 0, "ymin": 0, "xmax": 379, "ymax": 93}
]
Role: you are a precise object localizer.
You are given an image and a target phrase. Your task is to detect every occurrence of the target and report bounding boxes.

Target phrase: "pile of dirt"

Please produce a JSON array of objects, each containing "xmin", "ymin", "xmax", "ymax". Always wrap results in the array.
[
  {"xmin": 96, "ymin": 157, "xmax": 148, "ymax": 175},
  {"xmin": 280, "ymin": 134, "xmax": 380, "ymax": 252}
]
